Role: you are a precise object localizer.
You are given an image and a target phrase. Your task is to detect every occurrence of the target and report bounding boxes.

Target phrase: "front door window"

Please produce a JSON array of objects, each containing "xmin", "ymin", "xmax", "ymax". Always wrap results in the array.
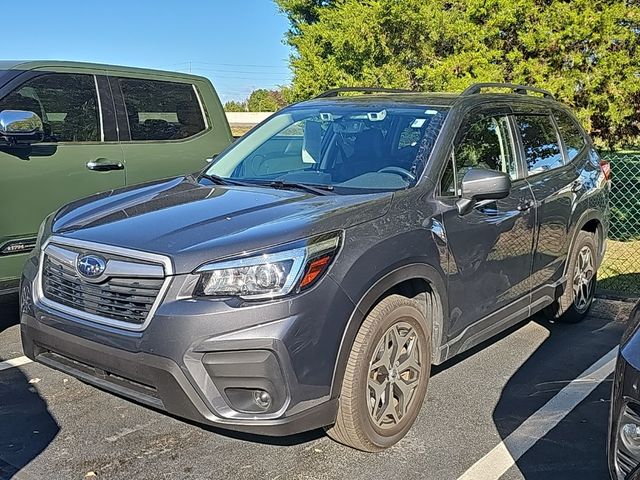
[
  {"xmin": 441, "ymin": 113, "xmax": 517, "ymax": 196},
  {"xmin": 0, "ymin": 73, "xmax": 100, "ymax": 143}
]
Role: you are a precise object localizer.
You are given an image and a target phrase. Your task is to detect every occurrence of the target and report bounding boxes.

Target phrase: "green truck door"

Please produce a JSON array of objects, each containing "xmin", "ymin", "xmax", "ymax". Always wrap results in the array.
[
  {"xmin": 109, "ymin": 75, "xmax": 232, "ymax": 185},
  {"xmin": 0, "ymin": 71, "xmax": 125, "ymax": 288}
]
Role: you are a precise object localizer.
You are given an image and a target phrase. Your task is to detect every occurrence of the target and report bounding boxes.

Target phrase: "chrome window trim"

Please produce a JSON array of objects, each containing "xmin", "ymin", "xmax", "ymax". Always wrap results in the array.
[
  {"xmin": 33, "ymin": 236, "xmax": 174, "ymax": 332},
  {"xmin": 192, "ymin": 84, "xmax": 209, "ymax": 130},
  {"xmin": 93, "ymin": 74, "xmax": 105, "ymax": 142}
]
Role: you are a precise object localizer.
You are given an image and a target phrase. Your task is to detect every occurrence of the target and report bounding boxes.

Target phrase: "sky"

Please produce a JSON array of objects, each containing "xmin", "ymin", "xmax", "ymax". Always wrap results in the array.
[{"xmin": 4, "ymin": 1, "xmax": 293, "ymax": 103}]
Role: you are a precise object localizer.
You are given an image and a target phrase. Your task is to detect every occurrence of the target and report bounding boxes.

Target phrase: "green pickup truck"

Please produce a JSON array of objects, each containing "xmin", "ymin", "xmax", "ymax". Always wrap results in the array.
[{"xmin": 0, "ymin": 61, "xmax": 233, "ymax": 295}]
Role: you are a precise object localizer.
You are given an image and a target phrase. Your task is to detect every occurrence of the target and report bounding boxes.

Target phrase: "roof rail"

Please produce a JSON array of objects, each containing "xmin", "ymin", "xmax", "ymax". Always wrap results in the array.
[
  {"xmin": 461, "ymin": 82, "xmax": 554, "ymax": 99},
  {"xmin": 315, "ymin": 87, "xmax": 415, "ymax": 98}
]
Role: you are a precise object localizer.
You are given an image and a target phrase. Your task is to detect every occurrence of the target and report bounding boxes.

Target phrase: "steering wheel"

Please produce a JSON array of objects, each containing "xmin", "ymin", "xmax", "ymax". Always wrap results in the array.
[{"xmin": 377, "ymin": 166, "xmax": 416, "ymax": 182}]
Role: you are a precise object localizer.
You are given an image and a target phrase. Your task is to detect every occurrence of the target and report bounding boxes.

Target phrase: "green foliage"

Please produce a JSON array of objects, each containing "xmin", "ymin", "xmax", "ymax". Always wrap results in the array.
[
  {"xmin": 223, "ymin": 100, "xmax": 247, "ymax": 112},
  {"xmin": 275, "ymin": 0, "xmax": 640, "ymax": 148},
  {"xmin": 225, "ymin": 88, "xmax": 292, "ymax": 113},
  {"xmin": 245, "ymin": 88, "xmax": 290, "ymax": 112}
]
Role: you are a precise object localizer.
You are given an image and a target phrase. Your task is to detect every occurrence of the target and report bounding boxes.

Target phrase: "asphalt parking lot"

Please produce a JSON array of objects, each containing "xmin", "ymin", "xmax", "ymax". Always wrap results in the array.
[{"xmin": 0, "ymin": 295, "xmax": 634, "ymax": 480}]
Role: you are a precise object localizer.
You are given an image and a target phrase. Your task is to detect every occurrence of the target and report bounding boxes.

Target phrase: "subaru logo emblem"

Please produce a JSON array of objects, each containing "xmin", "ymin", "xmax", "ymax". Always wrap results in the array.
[{"xmin": 76, "ymin": 254, "xmax": 107, "ymax": 279}]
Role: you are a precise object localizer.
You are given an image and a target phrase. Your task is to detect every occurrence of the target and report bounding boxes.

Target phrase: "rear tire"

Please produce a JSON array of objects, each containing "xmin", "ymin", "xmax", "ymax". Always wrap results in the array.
[
  {"xmin": 326, "ymin": 294, "xmax": 431, "ymax": 452},
  {"xmin": 544, "ymin": 231, "xmax": 597, "ymax": 323}
]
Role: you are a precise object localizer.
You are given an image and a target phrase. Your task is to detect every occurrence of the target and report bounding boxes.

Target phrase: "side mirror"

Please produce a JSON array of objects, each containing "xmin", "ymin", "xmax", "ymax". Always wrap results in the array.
[
  {"xmin": 456, "ymin": 168, "xmax": 511, "ymax": 215},
  {"xmin": 0, "ymin": 110, "xmax": 44, "ymax": 145}
]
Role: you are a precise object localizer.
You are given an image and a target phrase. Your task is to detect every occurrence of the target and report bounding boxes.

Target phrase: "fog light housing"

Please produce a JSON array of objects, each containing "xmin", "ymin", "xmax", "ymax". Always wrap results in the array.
[
  {"xmin": 253, "ymin": 390, "xmax": 272, "ymax": 410},
  {"xmin": 225, "ymin": 387, "xmax": 278, "ymax": 414},
  {"xmin": 202, "ymin": 350, "xmax": 287, "ymax": 415}
]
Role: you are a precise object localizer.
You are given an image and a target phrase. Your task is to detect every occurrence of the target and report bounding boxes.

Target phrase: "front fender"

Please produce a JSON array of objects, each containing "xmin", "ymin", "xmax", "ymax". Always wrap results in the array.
[{"xmin": 329, "ymin": 259, "xmax": 448, "ymax": 399}]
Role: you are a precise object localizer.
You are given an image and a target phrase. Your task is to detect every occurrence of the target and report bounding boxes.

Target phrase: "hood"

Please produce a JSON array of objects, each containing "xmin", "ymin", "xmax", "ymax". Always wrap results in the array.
[{"xmin": 52, "ymin": 176, "xmax": 392, "ymax": 274}]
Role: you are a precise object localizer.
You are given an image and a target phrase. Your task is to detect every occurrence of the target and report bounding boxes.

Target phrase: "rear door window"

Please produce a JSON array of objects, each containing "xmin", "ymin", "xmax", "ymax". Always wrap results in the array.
[
  {"xmin": 118, "ymin": 78, "xmax": 206, "ymax": 141},
  {"xmin": 554, "ymin": 110, "xmax": 586, "ymax": 161},
  {"xmin": 0, "ymin": 73, "xmax": 100, "ymax": 142},
  {"xmin": 515, "ymin": 115, "xmax": 564, "ymax": 174}
]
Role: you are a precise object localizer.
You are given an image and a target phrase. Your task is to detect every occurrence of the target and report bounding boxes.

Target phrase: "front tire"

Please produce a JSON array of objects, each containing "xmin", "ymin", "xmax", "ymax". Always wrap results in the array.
[
  {"xmin": 544, "ymin": 231, "xmax": 597, "ymax": 323},
  {"xmin": 326, "ymin": 294, "xmax": 431, "ymax": 452}
]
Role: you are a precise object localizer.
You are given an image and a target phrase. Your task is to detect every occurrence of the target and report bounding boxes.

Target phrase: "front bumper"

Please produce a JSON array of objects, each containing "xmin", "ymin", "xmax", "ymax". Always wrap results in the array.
[{"xmin": 20, "ymin": 255, "xmax": 354, "ymax": 436}]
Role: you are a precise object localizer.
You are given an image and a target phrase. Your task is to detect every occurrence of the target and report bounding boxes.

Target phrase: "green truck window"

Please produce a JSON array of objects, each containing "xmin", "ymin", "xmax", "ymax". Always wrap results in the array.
[
  {"xmin": 119, "ymin": 78, "xmax": 206, "ymax": 141},
  {"xmin": 0, "ymin": 73, "xmax": 100, "ymax": 143}
]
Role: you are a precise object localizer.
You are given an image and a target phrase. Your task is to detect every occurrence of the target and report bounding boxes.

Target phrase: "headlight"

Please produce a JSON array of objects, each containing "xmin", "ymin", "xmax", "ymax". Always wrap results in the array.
[
  {"xmin": 619, "ymin": 404, "xmax": 640, "ymax": 459},
  {"xmin": 194, "ymin": 233, "xmax": 341, "ymax": 299}
]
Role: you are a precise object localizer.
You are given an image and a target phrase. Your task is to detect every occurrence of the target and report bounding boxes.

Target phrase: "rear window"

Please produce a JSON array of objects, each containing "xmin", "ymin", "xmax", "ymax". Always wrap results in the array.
[
  {"xmin": 119, "ymin": 78, "xmax": 206, "ymax": 141},
  {"xmin": 554, "ymin": 110, "xmax": 586, "ymax": 161},
  {"xmin": 515, "ymin": 115, "xmax": 564, "ymax": 174}
]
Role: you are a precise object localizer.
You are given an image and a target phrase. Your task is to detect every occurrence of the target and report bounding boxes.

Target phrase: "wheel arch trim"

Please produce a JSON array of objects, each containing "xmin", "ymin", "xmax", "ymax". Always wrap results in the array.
[
  {"xmin": 565, "ymin": 209, "xmax": 606, "ymax": 275},
  {"xmin": 329, "ymin": 263, "xmax": 447, "ymax": 399}
]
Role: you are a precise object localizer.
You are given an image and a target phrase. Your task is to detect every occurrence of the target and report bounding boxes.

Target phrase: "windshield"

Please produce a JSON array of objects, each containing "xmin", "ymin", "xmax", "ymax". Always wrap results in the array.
[{"xmin": 205, "ymin": 104, "xmax": 448, "ymax": 193}]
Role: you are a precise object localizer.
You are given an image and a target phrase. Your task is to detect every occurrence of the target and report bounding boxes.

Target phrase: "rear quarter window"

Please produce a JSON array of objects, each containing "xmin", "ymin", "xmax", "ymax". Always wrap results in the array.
[{"xmin": 554, "ymin": 110, "xmax": 587, "ymax": 161}]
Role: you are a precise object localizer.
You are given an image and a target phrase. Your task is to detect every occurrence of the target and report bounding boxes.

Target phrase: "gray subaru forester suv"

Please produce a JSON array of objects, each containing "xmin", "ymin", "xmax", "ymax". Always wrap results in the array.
[{"xmin": 20, "ymin": 83, "xmax": 610, "ymax": 452}]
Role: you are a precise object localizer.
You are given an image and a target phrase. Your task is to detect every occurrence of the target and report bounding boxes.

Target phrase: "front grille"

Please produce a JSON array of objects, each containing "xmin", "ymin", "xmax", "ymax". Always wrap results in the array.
[{"xmin": 41, "ymin": 244, "xmax": 166, "ymax": 326}]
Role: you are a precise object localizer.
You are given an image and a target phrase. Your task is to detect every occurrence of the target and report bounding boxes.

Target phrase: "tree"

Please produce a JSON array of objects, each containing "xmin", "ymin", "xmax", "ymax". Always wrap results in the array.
[
  {"xmin": 247, "ymin": 88, "xmax": 290, "ymax": 111},
  {"xmin": 275, "ymin": 0, "xmax": 640, "ymax": 148},
  {"xmin": 223, "ymin": 100, "xmax": 247, "ymax": 112}
]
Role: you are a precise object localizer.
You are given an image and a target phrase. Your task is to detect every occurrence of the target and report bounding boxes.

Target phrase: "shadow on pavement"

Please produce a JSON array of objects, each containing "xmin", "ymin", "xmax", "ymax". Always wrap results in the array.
[
  {"xmin": 0, "ymin": 295, "xmax": 59, "ymax": 480},
  {"xmin": 0, "ymin": 368, "xmax": 59, "ymax": 480},
  {"xmin": 204, "ymin": 425, "xmax": 326, "ymax": 446},
  {"xmin": 135, "ymin": 403, "xmax": 327, "ymax": 447},
  {"xmin": 0, "ymin": 294, "xmax": 19, "ymax": 334},
  {"xmin": 492, "ymin": 308, "xmax": 624, "ymax": 479},
  {"xmin": 430, "ymin": 301, "xmax": 625, "ymax": 479}
]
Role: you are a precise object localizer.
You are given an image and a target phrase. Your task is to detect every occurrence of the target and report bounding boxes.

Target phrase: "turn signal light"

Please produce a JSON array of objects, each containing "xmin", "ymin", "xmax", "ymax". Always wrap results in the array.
[{"xmin": 299, "ymin": 255, "xmax": 332, "ymax": 290}]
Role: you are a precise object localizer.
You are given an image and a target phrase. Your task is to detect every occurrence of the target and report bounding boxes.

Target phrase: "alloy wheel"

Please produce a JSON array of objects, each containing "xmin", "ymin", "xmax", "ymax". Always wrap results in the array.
[
  {"xmin": 573, "ymin": 245, "xmax": 595, "ymax": 311},
  {"xmin": 367, "ymin": 321, "xmax": 423, "ymax": 429}
]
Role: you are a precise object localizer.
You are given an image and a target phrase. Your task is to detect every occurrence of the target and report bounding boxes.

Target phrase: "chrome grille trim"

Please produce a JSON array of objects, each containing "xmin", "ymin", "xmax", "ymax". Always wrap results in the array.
[{"xmin": 34, "ymin": 236, "xmax": 173, "ymax": 332}]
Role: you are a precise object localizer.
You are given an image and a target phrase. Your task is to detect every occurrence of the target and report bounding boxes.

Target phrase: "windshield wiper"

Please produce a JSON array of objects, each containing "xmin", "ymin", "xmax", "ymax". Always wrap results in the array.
[
  {"xmin": 200, "ymin": 173, "xmax": 256, "ymax": 187},
  {"xmin": 202, "ymin": 174, "xmax": 334, "ymax": 195},
  {"xmin": 266, "ymin": 180, "xmax": 335, "ymax": 196}
]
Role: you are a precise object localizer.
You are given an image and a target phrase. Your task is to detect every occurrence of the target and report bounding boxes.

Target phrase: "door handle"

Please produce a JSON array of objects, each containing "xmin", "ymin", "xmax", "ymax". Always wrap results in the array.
[
  {"xmin": 571, "ymin": 179, "xmax": 583, "ymax": 193},
  {"xmin": 517, "ymin": 199, "xmax": 533, "ymax": 212},
  {"xmin": 86, "ymin": 158, "xmax": 124, "ymax": 172}
]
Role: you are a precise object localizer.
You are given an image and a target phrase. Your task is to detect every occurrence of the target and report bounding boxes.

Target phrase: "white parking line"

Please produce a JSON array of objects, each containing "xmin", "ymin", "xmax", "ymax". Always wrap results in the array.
[
  {"xmin": 457, "ymin": 346, "xmax": 618, "ymax": 480},
  {"xmin": 0, "ymin": 356, "xmax": 33, "ymax": 371}
]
